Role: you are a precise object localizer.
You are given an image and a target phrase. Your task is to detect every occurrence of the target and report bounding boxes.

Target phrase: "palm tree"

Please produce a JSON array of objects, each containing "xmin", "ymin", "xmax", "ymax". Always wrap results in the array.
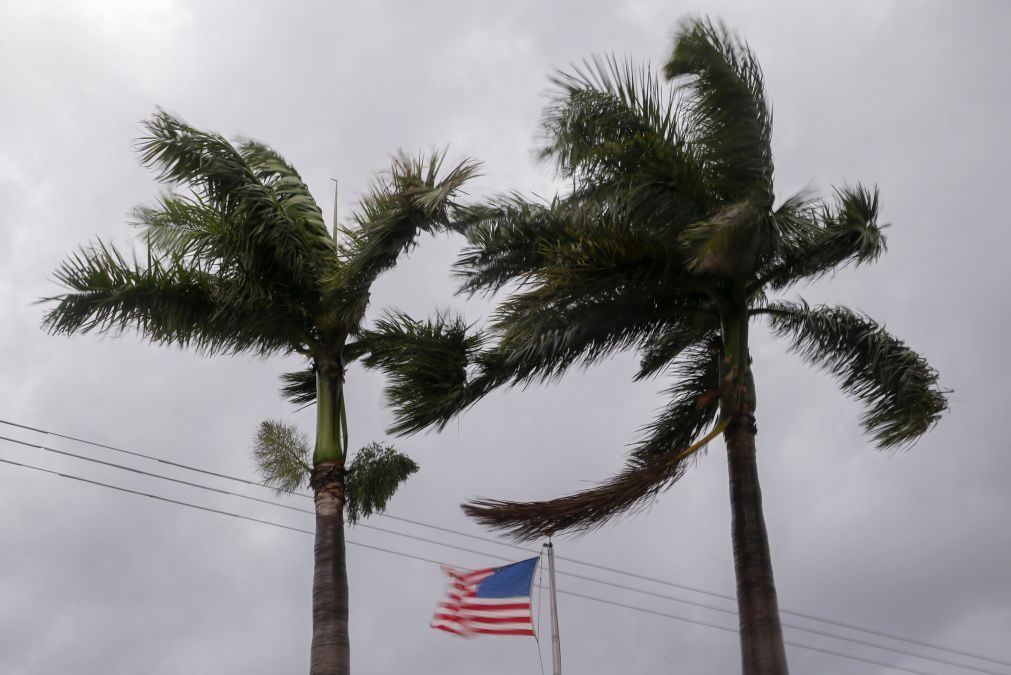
[
  {"xmin": 41, "ymin": 111, "xmax": 478, "ymax": 675},
  {"xmin": 366, "ymin": 18, "xmax": 947, "ymax": 675}
]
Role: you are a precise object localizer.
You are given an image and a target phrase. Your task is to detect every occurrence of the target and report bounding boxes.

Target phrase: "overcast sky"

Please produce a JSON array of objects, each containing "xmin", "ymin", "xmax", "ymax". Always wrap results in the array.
[{"xmin": 1, "ymin": 1, "xmax": 1009, "ymax": 673}]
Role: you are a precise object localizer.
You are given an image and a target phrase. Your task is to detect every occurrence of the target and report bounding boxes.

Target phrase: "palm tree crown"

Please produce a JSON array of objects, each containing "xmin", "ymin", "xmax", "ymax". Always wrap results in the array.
[{"xmin": 366, "ymin": 17, "xmax": 947, "ymax": 675}]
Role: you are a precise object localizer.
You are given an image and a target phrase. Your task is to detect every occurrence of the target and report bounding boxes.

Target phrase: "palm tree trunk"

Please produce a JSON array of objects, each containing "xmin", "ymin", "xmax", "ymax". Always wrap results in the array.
[
  {"xmin": 725, "ymin": 411, "xmax": 789, "ymax": 675},
  {"xmin": 309, "ymin": 462, "xmax": 350, "ymax": 675}
]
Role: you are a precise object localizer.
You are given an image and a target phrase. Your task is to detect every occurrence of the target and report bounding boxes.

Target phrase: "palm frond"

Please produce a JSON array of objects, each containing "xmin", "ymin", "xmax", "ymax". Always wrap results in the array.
[
  {"xmin": 344, "ymin": 442, "xmax": 419, "ymax": 524},
  {"xmin": 664, "ymin": 17, "xmax": 773, "ymax": 203},
  {"xmin": 463, "ymin": 454, "xmax": 691, "ymax": 541},
  {"xmin": 755, "ymin": 185, "xmax": 886, "ymax": 291},
  {"xmin": 540, "ymin": 55, "xmax": 712, "ymax": 229},
  {"xmin": 359, "ymin": 311, "xmax": 486, "ymax": 435},
  {"xmin": 280, "ymin": 366, "xmax": 317, "ymax": 406},
  {"xmin": 136, "ymin": 111, "xmax": 335, "ymax": 301},
  {"xmin": 763, "ymin": 301, "xmax": 948, "ymax": 448},
  {"xmin": 454, "ymin": 195, "xmax": 571, "ymax": 296},
  {"xmin": 463, "ymin": 339, "xmax": 721, "ymax": 541},
  {"xmin": 42, "ymin": 240, "xmax": 309, "ymax": 355},
  {"xmin": 326, "ymin": 152, "xmax": 480, "ymax": 331},
  {"xmin": 489, "ymin": 284, "xmax": 683, "ymax": 386},
  {"xmin": 253, "ymin": 420, "xmax": 312, "ymax": 493},
  {"xmin": 632, "ymin": 337, "xmax": 722, "ymax": 459}
]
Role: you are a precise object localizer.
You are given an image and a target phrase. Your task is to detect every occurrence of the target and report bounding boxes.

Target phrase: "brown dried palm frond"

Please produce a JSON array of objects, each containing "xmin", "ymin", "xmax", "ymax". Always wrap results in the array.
[{"xmin": 462, "ymin": 419, "xmax": 726, "ymax": 541}]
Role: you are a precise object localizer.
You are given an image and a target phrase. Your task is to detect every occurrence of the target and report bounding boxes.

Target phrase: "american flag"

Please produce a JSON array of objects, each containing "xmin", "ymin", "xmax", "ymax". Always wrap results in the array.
[{"xmin": 431, "ymin": 557, "xmax": 539, "ymax": 637}]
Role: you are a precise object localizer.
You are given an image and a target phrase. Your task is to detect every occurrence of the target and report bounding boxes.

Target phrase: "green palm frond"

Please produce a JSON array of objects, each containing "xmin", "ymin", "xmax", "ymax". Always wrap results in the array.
[
  {"xmin": 635, "ymin": 315, "xmax": 718, "ymax": 380},
  {"xmin": 633, "ymin": 337, "xmax": 722, "ymax": 459},
  {"xmin": 253, "ymin": 420, "xmax": 312, "ymax": 493},
  {"xmin": 755, "ymin": 185, "xmax": 886, "ymax": 291},
  {"xmin": 664, "ymin": 17, "xmax": 773, "ymax": 203},
  {"xmin": 132, "ymin": 193, "xmax": 226, "ymax": 262},
  {"xmin": 360, "ymin": 311, "xmax": 485, "ymax": 435},
  {"xmin": 540, "ymin": 55, "xmax": 711, "ymax": 229},
  {"xmin": 762, "ymin": 301, "xmax": 947, "ymax": 448},
  {"xmin": 490, "ymin": 285, "xmax": 676, "ymax": 386},
  {"xmin": 344, "ymin": 442, "xmax": 419, "ymax": 524},
  {"xmin": 136, "ymin": 111, "xmax": 335, "ymax": 299},
  {"xmin": 454, "ymin": 196, "xmax": 572, "ymax": 296},
  {"xmin": 280, "ymin": 367, "xmax": 317, "ymax": 406},
  {"xmin": 327, "ymin": 152, "xmax": 480, "ymax": 330},
  {"xmin": 42, "ymin": 240, "xmax": 309, "ymax": 355}
]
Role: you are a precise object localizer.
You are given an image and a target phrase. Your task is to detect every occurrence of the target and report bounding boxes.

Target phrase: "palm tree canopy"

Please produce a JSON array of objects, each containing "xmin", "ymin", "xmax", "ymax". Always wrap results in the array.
[
  {"xmin": 43, "ymin": 110, "xmax": 479, "ymax": 394},
  {"xmin": 369, "ymin": 17, "xmax": 947, "ymax": 540}
]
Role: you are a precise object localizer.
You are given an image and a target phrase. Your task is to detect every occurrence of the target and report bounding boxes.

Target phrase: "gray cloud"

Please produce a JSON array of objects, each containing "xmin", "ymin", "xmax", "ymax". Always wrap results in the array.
[{"xmin": 1, "ymin": 1, "xmax": 1008, "ymax": 673}]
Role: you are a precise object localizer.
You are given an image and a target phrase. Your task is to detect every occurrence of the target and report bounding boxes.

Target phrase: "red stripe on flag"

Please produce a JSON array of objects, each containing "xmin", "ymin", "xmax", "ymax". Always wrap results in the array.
[
  {"xmin": 472, "ymin": 628, "xmax": 536, "ymax": 636},
  {"xmin": 459, "ymin": 602, "xmax": 530, "ymax": 612}
]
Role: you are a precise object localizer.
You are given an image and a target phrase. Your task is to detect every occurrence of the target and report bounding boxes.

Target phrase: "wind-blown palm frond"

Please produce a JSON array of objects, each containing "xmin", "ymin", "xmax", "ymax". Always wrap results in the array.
[
  {"xmin": 633, "ymin": 338, "xmax": 722, "ymax": 459},
  {"xmin": 463, "ymin": 337, "xmax": 721, "ymax": 541},
  {"xmin": 360, "ymin": 311, "xmax": 485, "ymax": 435},
  {"xmin": 463, "ymin": 454, "xmax": 692, "ymax": 541},
  {"xmin": 664, "ymin": 17, "xmax": 772, "ymax": 203},
  {"xmin": 762, "ymin": 301, "xmax": 947, "ymax": 448},
  {"xmin": 454, "ymin": 196, "xmax": 572, "ymax": 296},
  {"xmin": 540, "ymin": 55, "xmax": 711, "ymax": 229},
  {"xmin": 327, "ymin": 153, "xmax": 480, "ymax": 331},
  {"xmin": 42, "ymin": 240, "xmax": 310, "ymax": 355},
  {"xmin": 755, "ymin": 185, "xmax": 886, "ymax": 291},
  {"xmin": 136, "ymin": 111, "xmax": 335, "ymax": 300},
  {"xmin": 490, "ymin": 282, "xmax": 684, "ymax": 386},
  {"xmin": 280, "ymin": 367, "xmax": 317, "ymax": 406},
  {"xmin": 344, "ymin": 442, "xmax": 418, "ymax": 524},
  {"xmin": 254, "ymin": 420, "xmax": 312, "ymax": 493}
]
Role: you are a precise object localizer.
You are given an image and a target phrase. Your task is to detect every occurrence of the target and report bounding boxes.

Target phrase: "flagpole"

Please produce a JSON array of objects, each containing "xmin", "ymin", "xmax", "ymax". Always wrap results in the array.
[{"xmin": 545, "ymin": 538, "xmax": 562, "ymax": 675}]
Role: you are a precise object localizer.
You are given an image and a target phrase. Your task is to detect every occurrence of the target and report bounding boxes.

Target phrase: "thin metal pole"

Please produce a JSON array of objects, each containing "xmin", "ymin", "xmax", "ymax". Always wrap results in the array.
[{"xmin": 546, "ymin": 539, "xmax": 562, "ymax": 675}]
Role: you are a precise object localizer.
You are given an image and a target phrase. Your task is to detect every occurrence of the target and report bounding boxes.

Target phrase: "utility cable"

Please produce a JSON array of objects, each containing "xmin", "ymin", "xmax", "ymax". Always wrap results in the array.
[
  {"xmin": 0, "ymin": 454, "xmax": 943, "ymax": 675},
  {"xmin": 2, "ymin": 418, "xmax": 1007, "ymax": 672},
  {"xmin": 7, "ymin": 432, "xmax": 989, "ymax": 671}
]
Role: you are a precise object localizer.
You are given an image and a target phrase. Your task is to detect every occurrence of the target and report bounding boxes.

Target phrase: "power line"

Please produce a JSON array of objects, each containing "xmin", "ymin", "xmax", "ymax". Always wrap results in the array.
[
  {"xmin": 2, "ymin": 432, "xmax": 1001, "ymax": 673},
  {"xmin": 2, "ymin": 418, "xmax": 1008, "ymax": 672},
  {"xmin": 555, "ymin": 587, "xmax": 940, "ymax": 675},
  {"xmin": 0, "ymin": 455, "xmax": 941, "ymax": 675}
]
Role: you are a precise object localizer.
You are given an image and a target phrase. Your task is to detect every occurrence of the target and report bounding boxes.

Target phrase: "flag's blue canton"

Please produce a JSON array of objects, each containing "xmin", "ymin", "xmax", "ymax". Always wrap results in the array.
[{"xmin": 474, "ymin": 558, "xmax": 538, "ymax": 598}]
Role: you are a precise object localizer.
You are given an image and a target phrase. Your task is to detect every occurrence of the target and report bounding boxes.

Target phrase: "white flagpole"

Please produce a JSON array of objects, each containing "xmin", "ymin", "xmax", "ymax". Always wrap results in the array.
[{"xmin": 545, "ymin": 538, "xmax": 562, "ymax": 675}]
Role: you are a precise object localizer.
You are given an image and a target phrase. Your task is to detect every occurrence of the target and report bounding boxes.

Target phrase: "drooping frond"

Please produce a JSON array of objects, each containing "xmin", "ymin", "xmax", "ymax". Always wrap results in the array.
[
  {"xmin": 763, "ymin": 301, "xmax": 948, "ymax": 448},
  {"xmin": 755, "ymin": 185, "xmax": 886, "ymax": 291},
  {"xmin": 540, "ymin": 55, "xmax": 711, "ymax": 230},
  {"xmin": 253, "ymin": 420, "xmax": 312, "ymax": 493},
  {"xmin": 327, "ymin": 152, "xmax": 479, "ymax": 331},
  {"xmin": 664, "ymin": 17, "xmax": 773, "ymax": 204},
  {"xmin": 360, "ymin": 311, "xmax": 485, "ymax": 435},
  {"xmin": 463, "ymin": 339, "xmax": 721, "ymax": 540},
  {"xmin": 344, "ymin": 442, "xmax": 418, "ymax": 524},
  {"xmin": 463, "ymin": 455, "xmax": 691, "ymax": 541},
  {"xmin": 42, "ymin": 240, "xmax": 310, "ymax": 355}
]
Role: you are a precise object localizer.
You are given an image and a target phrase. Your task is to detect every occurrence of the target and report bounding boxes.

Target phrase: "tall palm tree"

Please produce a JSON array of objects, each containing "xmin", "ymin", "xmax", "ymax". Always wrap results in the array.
[
  {"xmin": 367, "ymin": 18, "xmax": 947, "ymax": 675},
  {"xmin": 41, "ymin": 111, "xmax": 478, "ymax": 675}
]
